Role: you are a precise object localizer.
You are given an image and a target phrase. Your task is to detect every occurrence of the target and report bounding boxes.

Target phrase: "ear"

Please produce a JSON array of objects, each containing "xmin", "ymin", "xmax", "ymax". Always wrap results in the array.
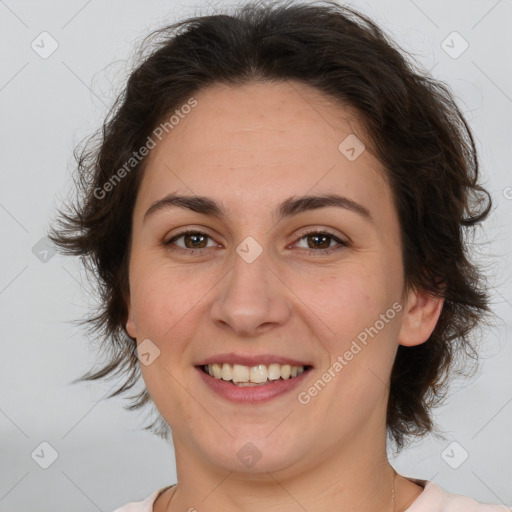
[
  {"xmin": 125, "ymin": 294, "xmax": 137, "ymax": 339},
  {"xmin": 397, "ymin": 286, "xmax": 444, "ymax": 347}
]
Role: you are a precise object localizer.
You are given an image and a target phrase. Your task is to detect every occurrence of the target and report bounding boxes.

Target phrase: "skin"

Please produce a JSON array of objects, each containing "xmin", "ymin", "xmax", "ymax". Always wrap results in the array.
[{"xmin": 125, "ymin": 80, "xmax": 444, "ymax": 512}]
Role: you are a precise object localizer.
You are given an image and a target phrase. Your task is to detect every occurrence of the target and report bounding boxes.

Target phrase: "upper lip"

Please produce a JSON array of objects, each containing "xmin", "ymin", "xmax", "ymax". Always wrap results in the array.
[{"xmin": 195, "ymin": 353, "xmax": 313, "ymax": 368}]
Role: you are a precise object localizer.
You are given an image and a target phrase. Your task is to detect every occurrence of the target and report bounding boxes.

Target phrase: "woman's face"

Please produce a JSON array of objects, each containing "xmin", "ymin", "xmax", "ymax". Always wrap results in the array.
[{"xmin": 126, "ymin": 80, "xmax": 442, "ymax": 475}]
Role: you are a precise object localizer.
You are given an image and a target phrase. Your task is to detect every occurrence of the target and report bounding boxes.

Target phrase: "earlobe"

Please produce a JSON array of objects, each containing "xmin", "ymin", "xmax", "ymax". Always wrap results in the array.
[
  {"xmin": 397, "ymin": 287, "xmax": 444, "ymax": 347},
  {"xmin": 126, "ymin": 315, "xmax": 137, "ymax": 339},
  {"xmin": 125, "ymin": 299, "xmax": 137, "ymax": 339}
]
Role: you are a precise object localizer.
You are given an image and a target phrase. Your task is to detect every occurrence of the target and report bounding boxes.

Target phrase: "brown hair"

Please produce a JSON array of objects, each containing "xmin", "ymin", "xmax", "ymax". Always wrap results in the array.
[{"xmin": 49, "ymin": 0, "xmax": 493, "ymax": 451}]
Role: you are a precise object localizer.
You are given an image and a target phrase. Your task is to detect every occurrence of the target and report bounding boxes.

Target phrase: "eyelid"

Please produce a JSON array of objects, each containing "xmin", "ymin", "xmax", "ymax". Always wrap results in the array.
[
  {"xmin": 165, "ymin": 228, "xmax": 219, "ymax": 249},
  {"xmin": 292, "ymin": 227, "xmax": 349, "ymax": 255},
  {"xmin": 295, "ymin": 226, "xmax": 348, "ymax": 244}
]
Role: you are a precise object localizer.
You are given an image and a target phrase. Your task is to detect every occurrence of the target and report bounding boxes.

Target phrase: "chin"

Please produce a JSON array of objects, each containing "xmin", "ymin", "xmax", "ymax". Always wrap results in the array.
[{"xmin": 198, "ymin": 434, "xmax": 306, "ymax": 475}]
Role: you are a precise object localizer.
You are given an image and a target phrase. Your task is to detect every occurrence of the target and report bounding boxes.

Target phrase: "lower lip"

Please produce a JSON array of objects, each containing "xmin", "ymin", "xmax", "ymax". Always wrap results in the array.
[{"xmin": 195, "ymin": 366, "xmax": 312, "ymax": 403}]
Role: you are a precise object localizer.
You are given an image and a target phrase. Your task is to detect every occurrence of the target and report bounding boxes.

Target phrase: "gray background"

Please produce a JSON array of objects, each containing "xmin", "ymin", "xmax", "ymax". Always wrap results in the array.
[{"xmin": 1, "ymin": 0, "xmax": 511, "ymax": 510}]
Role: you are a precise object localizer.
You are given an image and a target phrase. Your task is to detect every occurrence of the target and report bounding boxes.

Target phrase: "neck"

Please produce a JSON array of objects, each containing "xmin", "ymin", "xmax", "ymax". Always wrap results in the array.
[{"xmin": 166, "ymin": 428, "xmax": 396, "ymax": 512}]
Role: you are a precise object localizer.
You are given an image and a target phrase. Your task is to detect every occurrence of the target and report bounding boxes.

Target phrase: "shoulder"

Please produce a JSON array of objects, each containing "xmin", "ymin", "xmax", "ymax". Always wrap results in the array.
[
  {"xmin": 111, "ymin": 486, "xmax": 174, "ymax": 512},
  {"xmin": 442, "ymin": 490, "xmax": 512, "ymax": 512},
  {"xmin": 406, "ymin": 479, "xmax": 511, "ymax": 512}
]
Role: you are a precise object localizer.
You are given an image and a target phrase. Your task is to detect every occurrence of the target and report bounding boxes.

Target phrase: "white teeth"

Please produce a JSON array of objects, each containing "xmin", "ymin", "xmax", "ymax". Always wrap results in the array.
[
  {"xmin": 221, "ymin": 363, "xmax": 231, "ymax": 381},
  {"xmin": 281, "ymin": 364, "xmax": 291, "ymax": 379},
  {"xmin": 250, "ymin": 364, "xmax": 267, "ymax": 383},
  {"xmin": 232, "ymin": 364, "xmax": 249, "ymax": 382},
  {"xmin": 212, "ymin": 364, "xmax": 222, "ymax": 379},
  {"xmin": 267, "ymin": 363, "xmax": 282, "ymax": 380},
  {"xmin": 204, "ymin": 363, "xmax": 307, "ymax": 384}
]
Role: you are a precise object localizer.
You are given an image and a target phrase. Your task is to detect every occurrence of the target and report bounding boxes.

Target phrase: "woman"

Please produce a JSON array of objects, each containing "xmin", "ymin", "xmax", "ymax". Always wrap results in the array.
[{"xmin": 49, "ymin": 1, "xmax": 510, "ymax": 511}]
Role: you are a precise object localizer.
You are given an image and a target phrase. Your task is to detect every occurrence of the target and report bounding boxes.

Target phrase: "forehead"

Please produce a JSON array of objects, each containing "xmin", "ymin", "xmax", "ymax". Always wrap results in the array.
[{"xmin": 136, "ymin": 80, "xmax": 393, "ymax": 221}]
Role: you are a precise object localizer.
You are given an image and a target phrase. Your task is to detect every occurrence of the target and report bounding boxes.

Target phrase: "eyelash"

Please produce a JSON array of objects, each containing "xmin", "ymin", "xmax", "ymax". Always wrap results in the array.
[{"xmin": 164, "ymin": 228, "xmax": 348, "ymax": 256}]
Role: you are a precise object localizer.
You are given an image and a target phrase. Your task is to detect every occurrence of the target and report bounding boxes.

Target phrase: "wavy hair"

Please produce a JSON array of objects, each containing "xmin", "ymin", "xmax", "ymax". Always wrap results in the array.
[{"xmin": 49, "ymin": 0, "xmax": 493, "ymax": 451}]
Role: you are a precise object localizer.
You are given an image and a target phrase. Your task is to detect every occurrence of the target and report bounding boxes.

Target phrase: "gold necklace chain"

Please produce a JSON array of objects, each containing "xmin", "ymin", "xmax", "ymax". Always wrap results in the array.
[{"xmin": 391, "ymin": 467, "xmax": 397, "ymax": 512}]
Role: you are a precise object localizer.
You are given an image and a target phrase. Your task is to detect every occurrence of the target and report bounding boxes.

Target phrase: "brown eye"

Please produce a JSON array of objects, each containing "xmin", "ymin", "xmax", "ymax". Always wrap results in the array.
[
  {"xmin": 306, "ymin": 233, "xmax": 332, "ymax": 249},
  {"xmin": 165, "ymin": 230, "xmax": 216, "ymax": 251},
  {"xmin": 163, "ymin": 229, "xmax": 347, "ymax": 256},
  {"xmin": 294, "ymin": 230, "xmax": 348, "ymax": 255}
]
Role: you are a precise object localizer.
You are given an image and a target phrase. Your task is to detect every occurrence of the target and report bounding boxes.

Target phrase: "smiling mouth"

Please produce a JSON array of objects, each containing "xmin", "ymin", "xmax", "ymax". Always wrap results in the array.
[{"xmin": 199, "ymin": 363, "xmax": 313, "ymax": 386}]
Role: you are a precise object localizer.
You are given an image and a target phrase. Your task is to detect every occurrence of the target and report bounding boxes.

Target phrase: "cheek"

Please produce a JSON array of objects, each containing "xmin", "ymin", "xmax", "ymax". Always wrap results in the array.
[
  {"xmin": 298, "ymin": 262, "xmax": 399, "ymax": 383},
  {"xmin": 129, "ymin": 257, "xmax": 202, "ymax": 335},
  {"xmin": 296, "ymin": 262, "xmax": 388, "ymax": 331},
  {"xmin": 308, "ymin": 268, "xmax": 398, "ymax": 419}
]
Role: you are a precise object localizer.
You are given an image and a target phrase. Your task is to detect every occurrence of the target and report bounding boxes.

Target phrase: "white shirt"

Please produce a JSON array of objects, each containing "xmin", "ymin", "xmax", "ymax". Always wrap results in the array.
[{"xmin": 112, "ymin": 479, "xmax": 511, "ymax": 512}]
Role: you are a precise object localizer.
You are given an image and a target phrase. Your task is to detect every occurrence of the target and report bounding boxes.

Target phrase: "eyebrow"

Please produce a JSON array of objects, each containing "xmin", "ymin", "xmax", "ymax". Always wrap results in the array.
[{"xmin": 143, "ymin": 192, "xmax": 373, "ymax": 224}]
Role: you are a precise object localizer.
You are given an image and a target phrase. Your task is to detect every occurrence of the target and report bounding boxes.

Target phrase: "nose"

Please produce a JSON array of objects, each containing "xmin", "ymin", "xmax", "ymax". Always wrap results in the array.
[{"xmin": 209, "ymin": 245, "xmax": 291, "ymax": 337}]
